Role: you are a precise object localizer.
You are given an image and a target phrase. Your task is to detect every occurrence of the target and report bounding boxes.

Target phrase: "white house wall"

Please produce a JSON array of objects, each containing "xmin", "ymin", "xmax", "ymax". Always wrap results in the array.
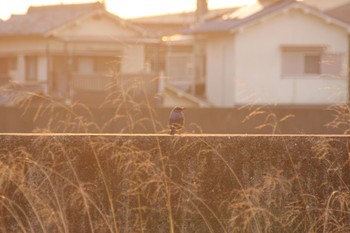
[
  {"xmin": 37, "ymin": 56, "xmax": 47, "ymax": 82},
  {"xmin": 122, "ymin": 44, "xmax": 145, "ymax": 75},
  {"xmin": 12, "ymin": 54, "xmax": 25, "ymax": 82},
  {"xmin": 232, "ymin": 8, "xmax": 348, "ymax": 106},
  {"xmin": 206, "ymin": 36, "xmax": 235, "ymax": 106}
]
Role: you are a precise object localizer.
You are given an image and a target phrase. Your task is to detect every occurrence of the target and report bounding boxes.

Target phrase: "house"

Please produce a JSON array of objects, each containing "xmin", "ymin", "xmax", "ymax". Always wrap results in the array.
[
  {"xmin": 189, "ymin": 0, "xmax": 350, "ymax": 106},
  {"xmin": 130, "ymin": 6, "xmax": 238, "ymax": 105},
  {"xmin": 0, "ymin": 2, "xmax": 160, "ymax": 103}
]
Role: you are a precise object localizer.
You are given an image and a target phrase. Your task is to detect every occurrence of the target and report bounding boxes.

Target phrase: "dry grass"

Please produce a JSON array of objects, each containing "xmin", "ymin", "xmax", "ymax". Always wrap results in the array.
[{"xmin": 1, "ymin": 73, "xmax": 350, "ymax": 232}]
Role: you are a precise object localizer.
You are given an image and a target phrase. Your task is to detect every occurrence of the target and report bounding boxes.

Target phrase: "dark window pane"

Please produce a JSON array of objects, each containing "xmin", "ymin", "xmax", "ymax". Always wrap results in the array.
[{"xmin": 304, "ymin": 55, "xmax": 320, "ymax": 74}]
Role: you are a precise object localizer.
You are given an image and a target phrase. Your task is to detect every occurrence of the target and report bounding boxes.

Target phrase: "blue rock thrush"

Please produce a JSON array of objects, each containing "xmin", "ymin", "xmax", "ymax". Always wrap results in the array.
[{"xmin": 168, "ymin": 106, "xmax": 185, "ymax": 135}]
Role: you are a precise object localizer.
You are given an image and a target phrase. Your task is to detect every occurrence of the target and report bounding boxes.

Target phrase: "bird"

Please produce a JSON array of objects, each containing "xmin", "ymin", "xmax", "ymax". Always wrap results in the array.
[{"xmin": 168, "ymin": 106, "xmax": 185, "ymax": 135}]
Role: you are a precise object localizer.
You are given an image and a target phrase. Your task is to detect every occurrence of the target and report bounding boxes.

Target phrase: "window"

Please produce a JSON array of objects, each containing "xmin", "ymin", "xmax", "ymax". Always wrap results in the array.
[
  {"xmin": 282, "ymin": 49, "xmax": 322, "ymax": 75},
  {"xmin": 94, "ymin": 57, "xmax": 120, "ymax": 73},
  {"xmin": 25, "ymin": 56, "xmax": 38, "ymax": 81},
  {"xmin": 0, "ymin": 57, "xmax": 17, "ymax": 75},
  {"xmin": 0, "ymin": 57, "xmax": 10, "ymax": 80},
  {"xmin": 145, "ymin": 44, "xmax": 164, "ymax": 73},
  {"xmin": 281, "ymin": 46, "xmax": 343, "ymax": 77},
  {"xmin": 76, "ymin": 57, "xmax": 94, "ymax": 75},
  {"xmin": 72, "ymin": 56, "xmax": 120, "ymax": 75},
  {"xmin": 304, "ymin": 54, "xmax": 321, "ymax": 74}
]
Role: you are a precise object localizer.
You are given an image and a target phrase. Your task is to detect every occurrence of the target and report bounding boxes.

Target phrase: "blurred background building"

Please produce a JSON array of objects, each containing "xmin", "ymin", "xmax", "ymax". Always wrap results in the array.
[{"xmin": 1, "ymin": 0, "xmax": 350, "ymax": 133}]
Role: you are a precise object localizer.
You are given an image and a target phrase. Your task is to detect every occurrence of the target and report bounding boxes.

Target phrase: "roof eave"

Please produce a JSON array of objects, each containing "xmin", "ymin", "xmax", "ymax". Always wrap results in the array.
[
  {"xmin": 44, "ymin": 9, "xmax": 151, "ymax": 39},
  {"xmin": 294, "ymin": 4, "xmax": 350, "ymax": 33},
  {"xmin": 194, "ymin": 31, "xmax": 231, "ymax": 36},
  {"xmin": 0, "ymin": 34, "xmax": 46, "ymax": 38},
  {"xmin": 227, "ymin": 2, "xmax": 350, "ymax": 34},
  {"xmin": 43, "ymin": 9, "xmax": 101, "ymax": 38}
]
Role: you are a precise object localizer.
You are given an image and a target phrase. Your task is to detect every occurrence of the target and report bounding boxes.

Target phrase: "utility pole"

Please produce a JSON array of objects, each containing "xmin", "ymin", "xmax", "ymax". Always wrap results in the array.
[
  {"xmin": 195, "ymin": 0, "xmax": 208, "ymax": 24},
  {"xmin": 192, "ymin": 0, "xmax": 208, "ymax": 96},
  {"xmin": 100, "ymin": 0, "xmax": 106, "ymax": 9}
]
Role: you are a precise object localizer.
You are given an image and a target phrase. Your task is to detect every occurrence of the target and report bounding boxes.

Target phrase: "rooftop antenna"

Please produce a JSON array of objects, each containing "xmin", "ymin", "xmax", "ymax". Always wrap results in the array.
[{"xmin": 192, "ymin": 0, "xmax": 208, "ymax": 95}]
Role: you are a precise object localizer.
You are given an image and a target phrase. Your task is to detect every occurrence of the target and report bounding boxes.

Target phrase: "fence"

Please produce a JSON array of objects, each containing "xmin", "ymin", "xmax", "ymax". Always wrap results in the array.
[{"xmin": 0, "ymin": 134, "xmax": 349, "ymax": 232}]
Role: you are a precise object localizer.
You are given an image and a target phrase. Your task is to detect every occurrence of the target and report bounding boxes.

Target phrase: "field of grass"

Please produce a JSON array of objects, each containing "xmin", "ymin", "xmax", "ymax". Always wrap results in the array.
[{"xmin": 0, "ymin": 77, "xmax": 350, "ymax": 233}]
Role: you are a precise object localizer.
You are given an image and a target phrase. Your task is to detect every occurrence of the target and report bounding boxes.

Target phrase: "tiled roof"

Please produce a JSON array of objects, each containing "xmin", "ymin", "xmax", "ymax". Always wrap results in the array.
[
  {"xmin": 0, "ymin": 2, "xmax": 104, "ymax": 36},
  {"xmin": 187, "ymin": 0, "xmax": 296, "ymax": 34},
  {"xmin": 303, "ymin": 0, "xmax": 350, "ymax": 11},
  {"xmin": 128, "ymin": 7, "xmax": 239, "ymax": 36},
  {"xmin": 129, "ymin": 7, "xmax": 238, "ymax": 25},
  {"xmin": 326, "ymin": 2, "xmax": 350, "ymax": 24},
  {"xmin": 187, "ymin": 0, "xmax": 350, "ymax": 34}
]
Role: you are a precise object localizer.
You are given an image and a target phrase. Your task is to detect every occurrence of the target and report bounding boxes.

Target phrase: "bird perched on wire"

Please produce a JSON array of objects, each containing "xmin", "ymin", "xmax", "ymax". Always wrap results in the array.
[{"xmin": 168, "ymin": 106, "xmax": 185, "ymax": 135}]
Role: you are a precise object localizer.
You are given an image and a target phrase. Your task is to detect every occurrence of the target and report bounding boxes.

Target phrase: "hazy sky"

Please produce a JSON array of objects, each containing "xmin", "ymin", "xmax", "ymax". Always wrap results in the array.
[{"xmin": 0, "ymin": 0, "xmax": 256, "ymax": 20}]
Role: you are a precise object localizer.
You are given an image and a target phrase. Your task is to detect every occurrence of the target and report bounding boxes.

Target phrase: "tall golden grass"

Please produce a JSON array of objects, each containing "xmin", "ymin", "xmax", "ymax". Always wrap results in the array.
[{"xmin": 0, "ymin": 72, "xmax": 349, "ymax": 233}]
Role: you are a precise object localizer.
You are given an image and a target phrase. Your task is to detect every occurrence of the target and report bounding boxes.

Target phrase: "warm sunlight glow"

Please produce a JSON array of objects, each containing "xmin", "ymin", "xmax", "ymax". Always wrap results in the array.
[{"xmin": 0, "ymin": 0, "xmax": 257, "ymax": 20}]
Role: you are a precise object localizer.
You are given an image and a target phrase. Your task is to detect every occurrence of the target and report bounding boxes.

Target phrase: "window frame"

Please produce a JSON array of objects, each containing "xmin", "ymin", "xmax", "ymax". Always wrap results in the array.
[
  {"xmin": 304, "ymin": 53, "xmax": 321, "ymax": 75},
  {"xmin": 280, "ymin": 45, "xmax": 330, "ymax": 79}
]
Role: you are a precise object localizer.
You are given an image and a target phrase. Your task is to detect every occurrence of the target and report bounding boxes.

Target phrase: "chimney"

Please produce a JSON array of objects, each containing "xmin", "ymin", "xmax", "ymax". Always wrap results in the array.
[{"xmin": 196, "ymin": 0, "xmax": 208, "ymax": 24}]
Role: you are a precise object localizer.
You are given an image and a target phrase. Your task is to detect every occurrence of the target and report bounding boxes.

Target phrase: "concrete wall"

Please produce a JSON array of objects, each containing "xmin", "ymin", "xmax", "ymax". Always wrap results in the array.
[
  {"xmin": 0, "ymin": 106, "xmax": 345, "ymax": 134},
  {"xmin": 0, "ymin": 134, "xmax": 349, "ymax": 232}
]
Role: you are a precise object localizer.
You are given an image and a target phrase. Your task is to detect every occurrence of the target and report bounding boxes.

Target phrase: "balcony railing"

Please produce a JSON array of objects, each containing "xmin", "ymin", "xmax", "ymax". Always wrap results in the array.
[{"xmin": 71, "ymin": 74, "xmax": 113, "ymax": 91}]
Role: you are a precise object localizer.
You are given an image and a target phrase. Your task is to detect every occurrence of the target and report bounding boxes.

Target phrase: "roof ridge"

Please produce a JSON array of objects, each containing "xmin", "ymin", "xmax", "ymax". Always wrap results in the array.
[
  {"xmin": 187, "ymin": 0, "xmax": 350, "ymax": 34},
  {"xmin": 27, "ymin": 1, "xmax": 103, "ymax": 13},
  {"xmin": 0, "ymin": 2, "xmax": 107, "ymax": 36},
  {"xmin": 129, "ymin": 6, "xmax": 239, "ymax": 21}
]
